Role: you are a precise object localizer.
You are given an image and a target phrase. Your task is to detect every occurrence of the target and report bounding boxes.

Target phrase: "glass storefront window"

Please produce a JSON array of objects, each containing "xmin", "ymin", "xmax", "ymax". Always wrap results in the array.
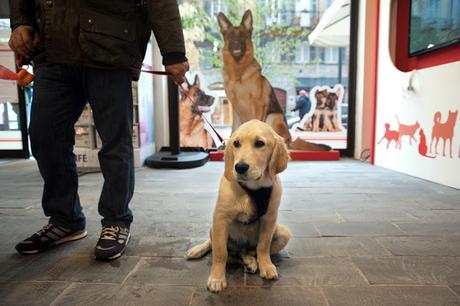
[
  {"xmin": 0, "ymin": 19, "xmax": 25, "ymax": 151},
  {"xmin": 179, "ymin": 0, "xmax": 351, "ymax": 149}
]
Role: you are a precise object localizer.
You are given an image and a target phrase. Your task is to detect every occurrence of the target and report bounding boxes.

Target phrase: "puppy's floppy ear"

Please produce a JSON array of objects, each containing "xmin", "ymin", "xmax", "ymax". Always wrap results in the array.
[
  {"xmin": 224, "ymin": 141, "xmax": 235, "ymax": 181},
  {"xmin": 217, "ymin": 12, "xmax": 233, "ymax": 33},
  {"xmin": 268, "ymin": 135, "xmax": 290, "ymax": 177},
  {"xmin": 241, "ymin": 10, "xmax": 253, "ymax": 31}
]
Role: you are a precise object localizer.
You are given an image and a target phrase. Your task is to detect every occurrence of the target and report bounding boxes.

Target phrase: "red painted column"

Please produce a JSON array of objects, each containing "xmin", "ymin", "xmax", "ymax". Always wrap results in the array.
[{"xmin": 361, "ymin": 0, "xmax": 380, "ymax": 164}]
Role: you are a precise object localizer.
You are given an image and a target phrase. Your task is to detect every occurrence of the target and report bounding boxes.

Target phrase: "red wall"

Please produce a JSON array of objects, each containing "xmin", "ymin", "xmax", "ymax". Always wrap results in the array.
[{"xmin": 362, "ymin": 0, "xmax": 380, "ymax": 164}]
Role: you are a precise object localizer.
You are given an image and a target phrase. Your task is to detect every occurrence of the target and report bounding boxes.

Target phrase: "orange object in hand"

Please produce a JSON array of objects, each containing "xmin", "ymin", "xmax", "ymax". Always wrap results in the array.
[
  {"xmin": 15, "ymin": 55, "xmax": 34, "ymax": 86},
  {"xmin": 16, "ymin": 68, "xmax": 34, "ymax": 86},
  {"xmin": 0, "ymin": 65, "xmax": 34, "ymax": 86},
  {"xmin": 0, "ymin": 55, "xmax": 34, "ymax": 86}
]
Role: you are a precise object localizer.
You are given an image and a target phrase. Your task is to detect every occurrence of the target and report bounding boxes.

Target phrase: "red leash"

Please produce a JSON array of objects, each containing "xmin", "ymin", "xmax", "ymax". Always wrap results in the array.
[
  {"xmin": 141, "ymin": 65, "xmax": 225, "ymax": 144},
  {"xmin": 0, "ymin": 55, "xmax": 34, "ymax": 86}
]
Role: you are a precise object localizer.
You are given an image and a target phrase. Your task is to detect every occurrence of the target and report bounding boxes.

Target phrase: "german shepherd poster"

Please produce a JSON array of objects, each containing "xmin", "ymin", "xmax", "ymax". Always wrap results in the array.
[
  {"xmin": 179, "ymin": 75, "xmax": 215, "ymax": 148},
  {"xmin": 217, "ymin": 10, "xmax": 331, "ymax": 151}
]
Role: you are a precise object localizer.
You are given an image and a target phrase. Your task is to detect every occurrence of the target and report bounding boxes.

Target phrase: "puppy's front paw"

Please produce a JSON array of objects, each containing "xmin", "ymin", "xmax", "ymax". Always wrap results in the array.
[
  {"xmin": 259, "ymin": 263, "xmax": 278, "ymax": 280},
  {"xmin": 207, "ymin": 275, "xmax": 227, "ymax": 293}
]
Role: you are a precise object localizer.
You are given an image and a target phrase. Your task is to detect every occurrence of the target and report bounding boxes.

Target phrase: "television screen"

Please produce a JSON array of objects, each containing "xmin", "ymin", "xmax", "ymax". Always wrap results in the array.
[{"xmin": 409, "ymin": 0, "xmax": 460, "ymax": 56}]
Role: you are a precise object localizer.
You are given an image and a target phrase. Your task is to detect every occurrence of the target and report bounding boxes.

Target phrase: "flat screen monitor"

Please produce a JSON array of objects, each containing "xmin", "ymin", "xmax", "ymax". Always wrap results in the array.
[{"xmin": 409, "ymin": 0, "xmax": 460, "ymax": 56}]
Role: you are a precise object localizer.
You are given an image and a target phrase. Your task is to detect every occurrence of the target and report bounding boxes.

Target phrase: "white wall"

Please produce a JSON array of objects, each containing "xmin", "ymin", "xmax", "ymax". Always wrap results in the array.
[
  {"xmin": 152, "ymin": 38, "xmax": 170, "ymax": 150},
  {"xmin": 374, "ymin": 0, "xmax": 460, "ymax": 189}
]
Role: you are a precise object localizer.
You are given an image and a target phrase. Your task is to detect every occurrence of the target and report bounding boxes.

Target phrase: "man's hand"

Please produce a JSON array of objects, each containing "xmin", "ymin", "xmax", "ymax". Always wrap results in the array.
[
  {"xmin": 8, "ymin": 25, "xmax": 40, "ymax": 58},
  {"xmin": 165, "ymin": 61, "xmax": 189, "ymax": 85}
]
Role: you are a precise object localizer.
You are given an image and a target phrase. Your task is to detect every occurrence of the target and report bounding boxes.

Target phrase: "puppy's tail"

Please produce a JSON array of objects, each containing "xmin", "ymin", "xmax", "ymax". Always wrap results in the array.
[
  {"xmin": 288, "ymin": 138, "xmax": 331, "ymax": 151},
  {"xmin": 185, "ymin": 239, "xmax": 212, "ymax": 259}
]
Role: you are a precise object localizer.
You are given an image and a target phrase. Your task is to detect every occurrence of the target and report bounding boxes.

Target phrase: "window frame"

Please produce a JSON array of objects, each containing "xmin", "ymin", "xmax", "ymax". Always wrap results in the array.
[
  {"xmin": 295, "ymin": 42, "xmax": 311, "ymax": 63},
  {"xmin": 324, "ymin": 48, "xmax": 338, "ymax": 64}
]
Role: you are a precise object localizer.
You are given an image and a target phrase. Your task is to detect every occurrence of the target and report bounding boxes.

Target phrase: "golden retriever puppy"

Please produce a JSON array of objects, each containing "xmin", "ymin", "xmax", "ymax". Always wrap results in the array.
[{"xmin": 186, "ymin": 119, "xmax": 291, "ymax": 293}]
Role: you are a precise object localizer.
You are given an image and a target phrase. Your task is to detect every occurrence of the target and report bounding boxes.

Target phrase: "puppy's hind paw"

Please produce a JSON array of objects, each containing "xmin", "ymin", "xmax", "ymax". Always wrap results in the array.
[
  {"xmin": 244, "ymin": 262, "xmax": 258, "ymax": 274},
  {"xmin": 242, "ymin": 255, "xmax": 258, "ymax": 274},
  {"xmin": 185, "ymin": 246, "xmax": 206, "ymax": 259},
  {"xmin": 259, "ymin": 263, "xmax": 278, "ymax": 280},
  {"xmin": 185, "ymin": 240, "xmax": 211, "ymax": 259},
  {"xmin": 207, "ymin": 276, "xmax": 227, "ymax": 293}
]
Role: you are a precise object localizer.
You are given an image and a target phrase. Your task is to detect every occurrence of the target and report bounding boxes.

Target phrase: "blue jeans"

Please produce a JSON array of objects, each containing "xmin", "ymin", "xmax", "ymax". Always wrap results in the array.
[{"xmin": 30, "ymin": 64, "xmax": 134, "ymax": 230}]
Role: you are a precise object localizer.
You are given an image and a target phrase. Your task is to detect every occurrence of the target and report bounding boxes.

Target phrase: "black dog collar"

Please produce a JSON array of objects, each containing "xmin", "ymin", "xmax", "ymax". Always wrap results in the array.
[{"xmin": 239, "ymin": 183, "xmax": 273, "ymax": 224}]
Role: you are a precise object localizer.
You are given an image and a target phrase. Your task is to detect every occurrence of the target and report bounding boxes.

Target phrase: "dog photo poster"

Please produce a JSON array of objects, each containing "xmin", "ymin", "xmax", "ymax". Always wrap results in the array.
[{"xmin": 291, "ymin": 84, "xmax": 347, "ymax": 149}]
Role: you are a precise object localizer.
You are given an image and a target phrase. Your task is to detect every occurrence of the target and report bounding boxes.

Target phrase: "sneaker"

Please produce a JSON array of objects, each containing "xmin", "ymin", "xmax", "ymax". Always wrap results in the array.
[
  {"xmin": 95, "ymin": 226, "xmax": 130, "ymax": 261},
  {"xmin": 15, "ymin": 224, "xmax": 87, "ymax": 255}
]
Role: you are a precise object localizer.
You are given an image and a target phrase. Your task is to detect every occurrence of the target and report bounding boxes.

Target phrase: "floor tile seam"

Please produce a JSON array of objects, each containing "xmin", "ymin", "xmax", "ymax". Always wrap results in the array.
[
  {"xmin": 446, "ymin": 286, "xmax": 460, "ymax": 301},
  {"xmin": 48, "ymin": 282, "xmax": 76, "ymax": 306},
  {"xmin": 120, "ymin": 256, "xmax": 145, "ymax": 286},
  {"xmin": 372, "ymin": 236, "xmax": 396, "ymax": 256},
  {"xmin": 319, "ymin": 286, "xmax": 331, "ymax": 306},
  {"xmin": 349, "ymin": 257, "xmax": 372, "ymax": 286}
]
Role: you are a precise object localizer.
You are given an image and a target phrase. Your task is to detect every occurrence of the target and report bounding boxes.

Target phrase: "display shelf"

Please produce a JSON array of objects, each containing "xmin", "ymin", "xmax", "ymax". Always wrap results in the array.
[
  {"xmin": 74, "ymin": 80, "xmax": 154, "ymax": 169},
  {"xmin": 209, "ymin": 149, "xmax": 340, "ymax": 161}
]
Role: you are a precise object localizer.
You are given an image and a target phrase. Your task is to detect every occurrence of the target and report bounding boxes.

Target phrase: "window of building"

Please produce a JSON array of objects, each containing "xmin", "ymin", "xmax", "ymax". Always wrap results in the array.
[
  {"xmin": 267, "ymin": 41, "xmax": 281, "ymax": 63},
  {"xmin": 262, "ymin": 0, "xmax": 282, "ymax": 26},
  {"xmin": 311, "ymin": 0, "xmax": 319, "ymax": 19},
  {"xmin": 324, "ymin": 48, "xmax": 338, "ymax": 63},
  {"xmin": 310, "ymin": 46, "xmax": 324, "ymax": 63},
  {"xmin": 205, "ymin": 0, "xmax": 226, "ymax": 17},
  {"xmin": 296, "ymin": 0, "xmax": 311, "ymax": 27},
  {"xmin": 296, "ymin": 42, "xmax": 310, "ymax": 63}
]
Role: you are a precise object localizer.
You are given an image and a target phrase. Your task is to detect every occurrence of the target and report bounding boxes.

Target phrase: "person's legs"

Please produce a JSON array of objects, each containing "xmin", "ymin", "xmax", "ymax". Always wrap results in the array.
[
  {"xmin": 29, "ymin": 64, "xmax": 87, "ymax": 230},
  {"xmin": 85, "ymin": 68, "xmax": 134, "ymax": 229},
  {"xmin": 85, "ymin": 67, "xmax": 134, "ymax": 260}
]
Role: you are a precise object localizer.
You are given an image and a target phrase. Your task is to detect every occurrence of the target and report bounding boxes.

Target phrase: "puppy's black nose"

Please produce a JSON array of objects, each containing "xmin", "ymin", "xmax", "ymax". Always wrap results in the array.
[{"xmin": 235, "ymin": 162, "xmax": 249, "ymax": 174}]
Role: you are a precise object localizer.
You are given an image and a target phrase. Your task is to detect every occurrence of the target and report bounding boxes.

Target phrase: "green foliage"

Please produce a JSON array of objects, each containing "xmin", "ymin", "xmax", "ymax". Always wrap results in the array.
[{"xmin": 180, "ymin": 0, "xmax": 311, "ymax": 80}]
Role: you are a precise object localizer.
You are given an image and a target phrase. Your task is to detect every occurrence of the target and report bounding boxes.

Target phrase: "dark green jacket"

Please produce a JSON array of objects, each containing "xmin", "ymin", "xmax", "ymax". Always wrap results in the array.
[{"xmin": 10, "ymin": 0, "xmax": 187, "ymax": 78}]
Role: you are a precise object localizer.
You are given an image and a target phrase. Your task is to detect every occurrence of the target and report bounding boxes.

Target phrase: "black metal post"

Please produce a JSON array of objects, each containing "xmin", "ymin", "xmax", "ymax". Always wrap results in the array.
[
  {"xmin": 144, "ymin": 77, "xmax": 209, "ymax": 169},
  {"xmin": 168, "ymin": 77, "xmax": 180, "ymax": 155},
  {"xmin": 343, "ymin": 0, "xmax": 359, "ymax": 157},
  {"xmin": 338, "ymin": 47, "xmax": 343, "ymax": 84}
]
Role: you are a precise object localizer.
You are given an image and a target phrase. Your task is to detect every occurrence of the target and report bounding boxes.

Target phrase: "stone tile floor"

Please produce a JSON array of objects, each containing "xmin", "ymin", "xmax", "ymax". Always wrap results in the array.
[{"xmin": 0, "ymin": 159, "xmax": 459, "ymax": 305}]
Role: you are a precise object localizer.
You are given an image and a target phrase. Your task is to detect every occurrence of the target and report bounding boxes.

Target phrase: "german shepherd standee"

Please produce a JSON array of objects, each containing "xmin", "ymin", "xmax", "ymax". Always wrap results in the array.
[{"xmin": 217, "ymin": 10, "xmax": 330, "ymax": 151}]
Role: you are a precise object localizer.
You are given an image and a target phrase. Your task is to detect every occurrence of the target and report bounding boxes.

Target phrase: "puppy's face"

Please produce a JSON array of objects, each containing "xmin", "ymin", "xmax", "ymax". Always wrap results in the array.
[
  {"xmin": 224, "ymin": 120, "xmax": 289, "ymax": 187},
  {"xmin": 315, "ymin": 90, "xmax": 328, "ymax": 108},
  {"xmin": 325, "ymin": 92, "xmax": 338, "ymax": 110}
]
